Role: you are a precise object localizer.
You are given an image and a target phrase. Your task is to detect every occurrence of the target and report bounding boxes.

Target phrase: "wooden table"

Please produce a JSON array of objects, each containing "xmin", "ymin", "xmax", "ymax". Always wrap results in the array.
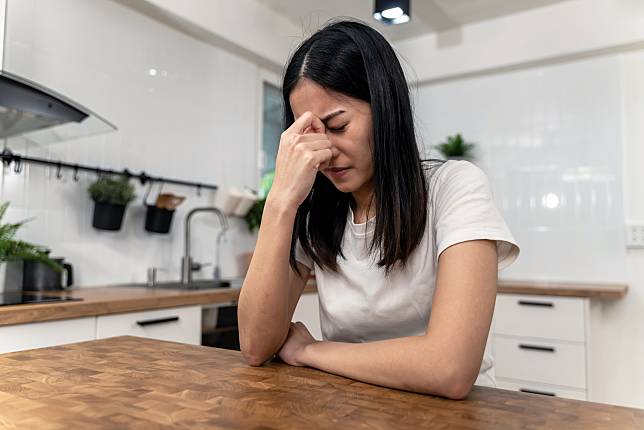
[{"xmin": 0, "ymin": 336, "xmax": 642, "ymax": 429}]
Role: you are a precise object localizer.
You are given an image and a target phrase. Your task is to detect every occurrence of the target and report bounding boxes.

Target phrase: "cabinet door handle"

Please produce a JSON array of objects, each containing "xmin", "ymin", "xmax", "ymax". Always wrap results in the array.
[
  {"xmin": 520, "ymin": 388, "xmax": 556, "ymax": 397},
  {"xmin": 518, "ymin": 344, "xmax": 556, "ymax": 353},
  {"xmin": 136, "ymin": 316, "xmax": 180, "ymax": 326},
  {"xmin": 517, "ymin": 300, "xmax": 554, "ymax": 308}
]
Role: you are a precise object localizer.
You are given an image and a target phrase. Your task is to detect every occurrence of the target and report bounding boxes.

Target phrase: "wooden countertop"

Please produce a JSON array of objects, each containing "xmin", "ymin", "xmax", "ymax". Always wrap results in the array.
[
  {"xmin": 0, "ymin": 284, "xmax": 318, "ymax": 327},
  {"xmin": 303, "ymin": 279, "xmax": 628, "ymax": 299},
  {"xmin": 0, "ymin": 277, "xmax": 625, "ymax": 327},
  {"xmin": 0, "ymin": 336, "xmax": 641, "ymax": 429},
  {"xmin": 497, "ymin": 279, "xmax": 628, "ymax": 299}
]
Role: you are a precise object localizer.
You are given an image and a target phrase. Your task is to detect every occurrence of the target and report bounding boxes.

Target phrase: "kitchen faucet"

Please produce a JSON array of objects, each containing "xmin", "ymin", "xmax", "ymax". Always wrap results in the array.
[{"xmin": 181, "ymin": 207, "xmax": 229, "ymax": 285}]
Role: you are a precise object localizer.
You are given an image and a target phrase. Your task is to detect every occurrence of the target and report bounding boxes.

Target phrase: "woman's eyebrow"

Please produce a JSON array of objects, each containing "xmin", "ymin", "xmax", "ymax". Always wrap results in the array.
[{"xmin": 321, "ymin": 110, "xmax": 345, "ymax": 123}]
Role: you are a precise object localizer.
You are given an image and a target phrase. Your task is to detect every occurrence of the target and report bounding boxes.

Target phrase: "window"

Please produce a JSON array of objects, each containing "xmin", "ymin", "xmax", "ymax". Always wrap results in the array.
[{"xmin": 260, "ymin": 82, "xmax": 283, "ymax": 181}]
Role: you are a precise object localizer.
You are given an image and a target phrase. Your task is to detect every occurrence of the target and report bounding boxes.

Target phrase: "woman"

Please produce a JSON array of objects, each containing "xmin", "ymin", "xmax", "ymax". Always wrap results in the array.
[{"xmin": 238, "ymin": 20, "xmax": 519, "ymax": 399}]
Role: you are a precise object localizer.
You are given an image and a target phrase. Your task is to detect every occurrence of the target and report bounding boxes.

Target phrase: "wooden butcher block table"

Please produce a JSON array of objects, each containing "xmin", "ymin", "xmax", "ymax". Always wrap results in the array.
[{"xmin": 0, "ymin": 336, "xmax": 642, "ymax": 429}]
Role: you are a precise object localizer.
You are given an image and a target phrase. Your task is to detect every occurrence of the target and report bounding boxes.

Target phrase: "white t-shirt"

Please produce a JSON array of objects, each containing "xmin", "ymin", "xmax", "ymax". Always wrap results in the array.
[{"xmin": 295, "ymin": 160, "xmax": 520, "ymax": 387}]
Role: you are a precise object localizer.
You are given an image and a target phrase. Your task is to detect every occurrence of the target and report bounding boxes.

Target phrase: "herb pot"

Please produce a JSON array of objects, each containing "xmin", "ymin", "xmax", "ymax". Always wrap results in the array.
[
  {"xmin": 144, "ymin": 205, "xmax": 175, "ymax": 234},
  {"xmin": 92, "ymin": 201, "xmax": 126, "ymax": 231}
]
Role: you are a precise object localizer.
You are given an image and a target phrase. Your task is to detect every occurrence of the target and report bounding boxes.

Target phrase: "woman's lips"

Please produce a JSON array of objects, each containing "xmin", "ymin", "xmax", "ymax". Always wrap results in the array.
[{"xmin": 326, "ymin": 167, "xmax": 351, "ymax": 179}]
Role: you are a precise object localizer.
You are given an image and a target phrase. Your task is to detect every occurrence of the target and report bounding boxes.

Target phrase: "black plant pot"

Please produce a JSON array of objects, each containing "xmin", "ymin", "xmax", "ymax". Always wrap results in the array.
[
  {"xmin": 144, "ymin": 205, "xmax": 175, "ymax": 234},
  {"xmin": 92, "ymin": 201, "xmax": 126, "ymax": 231}
]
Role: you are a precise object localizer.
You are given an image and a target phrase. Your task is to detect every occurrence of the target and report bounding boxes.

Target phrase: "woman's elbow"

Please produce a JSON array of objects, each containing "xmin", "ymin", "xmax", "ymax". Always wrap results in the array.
[
  {"xmin": 240, "ymin": 341, "xmax": 273, "ymax": 366},
  {"xmin": 241, "ymin": 349, "xmax": 268, "ymax": 367},
  {"xmin": 239, "ymin": 333, "xmax": 282, "ymax": 367},
  {"xmin": 422, "ymin": 363, "xmax": 476, "ymax": 400},
  {"xmin": 439, "ymin": 378, "xmax": 474, "ymax": 400}
]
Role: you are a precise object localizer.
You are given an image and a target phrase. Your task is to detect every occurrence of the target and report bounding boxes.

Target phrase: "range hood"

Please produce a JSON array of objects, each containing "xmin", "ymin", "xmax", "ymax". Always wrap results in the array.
[
  {"xmin": 0, "ymin": 72, "xmax": 116, "ymax": 145},
  {"xmin": 0, "ymin": 0, "xmax": 116, "ymax": 145}
]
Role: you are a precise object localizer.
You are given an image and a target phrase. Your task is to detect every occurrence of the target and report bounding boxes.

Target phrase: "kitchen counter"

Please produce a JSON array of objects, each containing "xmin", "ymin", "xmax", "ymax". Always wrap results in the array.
[
  {"xmin": 303, "ymin": 279, "xmax": 627, "ymax": 299},
  {"xmin": 497, "ymin": 279, "xmax": 628, "ymax": 299},
  {"xmin": 0, "ymin": 277, "xmax": 624, "ymax": 327},
  {"xmin": 0, "ymin": 336, "xmax": 641, "ymax": 429},
  {"xmin": 0, "ymin": 284, "xmax": 317, "ymax": 327}
]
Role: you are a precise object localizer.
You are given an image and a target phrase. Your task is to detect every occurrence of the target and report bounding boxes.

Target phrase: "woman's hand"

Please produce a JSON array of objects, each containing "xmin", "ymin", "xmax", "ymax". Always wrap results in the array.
[
  {"xmin": 268, "ymin": 111, "xmax": 336, "ymax": 210},
  {"xmin": 278, "ymin": 321, "xmax": 317, "ymax": 367}
]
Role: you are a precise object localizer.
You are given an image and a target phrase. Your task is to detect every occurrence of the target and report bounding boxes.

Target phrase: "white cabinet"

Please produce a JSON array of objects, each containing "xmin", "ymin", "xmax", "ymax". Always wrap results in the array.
[
  {"xmin": 292, "ymin": 293, "xmax": 322, "ymax": 340},
  {"xmin": 0, "ymin": 306, "xmax": 203, "ymax": 355},
  {"xmin": 96, "ymin": 306, "xmax": 201, "ymax": 346},
  {"xmin": 492, "ymin": 294, "xmax": 590, "ymax": 400},
  {"xmin": 0, "ymin": 317, "xmax": 96, "ymax": 354}
]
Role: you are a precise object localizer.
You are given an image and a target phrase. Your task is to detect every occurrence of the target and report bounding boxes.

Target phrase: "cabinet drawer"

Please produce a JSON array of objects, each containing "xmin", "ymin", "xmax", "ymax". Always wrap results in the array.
[
  {"xmin": 494, "ymin": 294, "xmax": 586, "ymax": 342},
  {"xmin": 96, "ymin": 306, "xmax": 201, "ymax": 345},
  {"xmin": 493, "ymin": 336, "xmax": 586, "ymax": 389},
  {"xmin": 0, "ymin": 317, "xmax": 96, "ymax": 354},
  {"xmin": 496, "ymin": 378, "xmax": 587, "ymax": 401}
]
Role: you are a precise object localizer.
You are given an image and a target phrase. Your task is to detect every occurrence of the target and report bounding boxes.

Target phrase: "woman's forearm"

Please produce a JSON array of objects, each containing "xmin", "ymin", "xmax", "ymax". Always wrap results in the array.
[
  {"xmin": 299, "ymin": 334, "xmax": 480, "ymax": 399},
  {"xmin": 238, "ymin": 197, "xmax": 301, "ymax": 365}
]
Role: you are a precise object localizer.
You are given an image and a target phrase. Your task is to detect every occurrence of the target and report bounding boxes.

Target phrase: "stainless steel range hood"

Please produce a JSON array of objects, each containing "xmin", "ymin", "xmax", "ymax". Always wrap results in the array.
[
  {"xmin": 0, "ymin": 0, "xmax": 116, "ymax": 144},
  {"xmin": 0, "ymin": 73, "xmax": 88, "ymax": 139},
  {"xmin": 0, "ymin": 72, "xmax": 116, "ymax": 144}
]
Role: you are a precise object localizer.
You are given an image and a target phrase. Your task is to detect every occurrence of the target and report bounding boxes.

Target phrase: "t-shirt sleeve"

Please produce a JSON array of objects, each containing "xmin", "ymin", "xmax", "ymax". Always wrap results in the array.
[
  {"xmin": 431, "ymin": 161, "xmax": 519, "ymax": 271},
  {"xmin": 294, "ymin": 237, "xmax": 314, "ymax": 270}
]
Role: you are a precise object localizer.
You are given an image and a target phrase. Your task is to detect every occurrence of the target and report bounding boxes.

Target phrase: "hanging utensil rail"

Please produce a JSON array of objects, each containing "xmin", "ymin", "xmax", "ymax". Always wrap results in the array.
[{"xmin": 0, "ymin": 148, "xmax": 217, "ymax": 193}]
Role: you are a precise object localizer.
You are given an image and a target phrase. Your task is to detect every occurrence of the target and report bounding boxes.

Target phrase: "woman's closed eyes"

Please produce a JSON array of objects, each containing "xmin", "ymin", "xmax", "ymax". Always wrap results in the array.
[{"xmin": 327, "ymin": 123, "xmax": 347, "ymax": 133}]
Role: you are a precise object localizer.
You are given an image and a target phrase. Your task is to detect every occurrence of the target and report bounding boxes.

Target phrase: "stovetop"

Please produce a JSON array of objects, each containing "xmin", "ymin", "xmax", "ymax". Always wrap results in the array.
[{"xmin": 0, "ymin": 291, "xmax": 83, "ymax": 307}]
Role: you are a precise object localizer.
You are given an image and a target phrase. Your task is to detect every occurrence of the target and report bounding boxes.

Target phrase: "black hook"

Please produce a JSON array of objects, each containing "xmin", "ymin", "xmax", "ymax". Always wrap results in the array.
[
  {"xmin": 73, "ymin": 165, "xmax": 80, "ymax": 182},
  {"xmin": 1, "ymin": 148, "xmax": 13, "ymax": 167},
  {"xmin": 139, "ymin": 171, "xmax": 148, "ymax": 185},
  {"xmin": 56, "ymin": 163, "xmax": 63, "ymax": 180},
  {"xmin": 13, "ymin": 158, "xmax": 22, "ymax": 174},
  {"xmin": 196, "ymin": 184, "xmax": 202, "ymax": 197}
]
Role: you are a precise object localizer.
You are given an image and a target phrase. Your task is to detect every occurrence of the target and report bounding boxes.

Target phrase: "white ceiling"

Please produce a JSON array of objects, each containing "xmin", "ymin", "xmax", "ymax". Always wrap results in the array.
[{"xmin": 255, "ymin": 0, "xmax": 571, "ymax": 42}]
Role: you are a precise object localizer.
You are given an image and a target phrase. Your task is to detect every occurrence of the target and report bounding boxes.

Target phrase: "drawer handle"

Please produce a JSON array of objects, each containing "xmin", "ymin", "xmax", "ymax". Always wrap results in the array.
[
  {"xmin": 518, "ymin": 344, "xmax": 555, "ymax": 353},
  {"xmin": 517, "ymin": 300, "xmax": 554, "ymax": 308},
  {"xmin": 520, "ymin": 388, "xmax": 556, "ymax": 397},
  {"xmin": 136, "ymin": 316, "xmax": 180, "ymax": 326}
]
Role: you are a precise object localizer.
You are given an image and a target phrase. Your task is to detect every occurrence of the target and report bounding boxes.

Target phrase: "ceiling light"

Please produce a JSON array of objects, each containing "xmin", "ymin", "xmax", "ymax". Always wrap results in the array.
[{"xmin": 374, "ymin": 0, "xmax": 410, "ymax": 25}]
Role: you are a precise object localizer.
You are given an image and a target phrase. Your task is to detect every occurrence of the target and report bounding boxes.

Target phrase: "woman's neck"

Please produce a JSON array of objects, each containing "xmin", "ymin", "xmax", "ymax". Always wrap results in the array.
[{"xmin": 351, "ymin": 186, "xmax": 375, "ymax": 224}]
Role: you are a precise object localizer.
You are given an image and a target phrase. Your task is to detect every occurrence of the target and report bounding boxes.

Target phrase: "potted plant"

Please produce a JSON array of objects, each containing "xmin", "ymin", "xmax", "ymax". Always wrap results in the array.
[
  {"xmin": 434, "ymin": 133, "xmax": 476, "ymax": 161},
  {"xmin": 244, "ymin": 171, "xmax": 274, "ymax": 233},
  {"xmin": 0, "ymin": 201, "xmax": 62, "ymax": 291},
  {"xmin": 237, "ymin": 171, "xmax": 274, "ymax": 277},
  {"xmin": 88, "ymin": 176, "xmax": 136, "ymax": 231}
]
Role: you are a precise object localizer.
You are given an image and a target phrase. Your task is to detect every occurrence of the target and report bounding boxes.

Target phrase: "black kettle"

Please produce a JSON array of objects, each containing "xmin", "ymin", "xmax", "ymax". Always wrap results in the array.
[{"xmin": 22, "ymin": 258, "xmax": 73, "ymax": 292}]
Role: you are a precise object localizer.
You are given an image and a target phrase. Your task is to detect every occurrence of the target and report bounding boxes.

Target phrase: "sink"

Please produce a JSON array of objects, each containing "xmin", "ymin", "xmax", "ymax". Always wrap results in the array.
[{"xmin": 124, "ymin": 279, "xmax": 242, "ymax": 290}]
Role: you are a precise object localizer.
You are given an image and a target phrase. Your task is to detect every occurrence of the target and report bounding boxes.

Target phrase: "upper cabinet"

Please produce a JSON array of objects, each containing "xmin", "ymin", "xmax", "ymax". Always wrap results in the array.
[{"xmin": 0, "ymin": 0, "xmax": 116, "ymax": 145}]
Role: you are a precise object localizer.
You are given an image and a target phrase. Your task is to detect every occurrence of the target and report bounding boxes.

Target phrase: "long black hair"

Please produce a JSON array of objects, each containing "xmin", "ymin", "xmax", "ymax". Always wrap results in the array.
[{"xmin": 284, "ymin": 20, "xmax": 428, "ymax": 275}]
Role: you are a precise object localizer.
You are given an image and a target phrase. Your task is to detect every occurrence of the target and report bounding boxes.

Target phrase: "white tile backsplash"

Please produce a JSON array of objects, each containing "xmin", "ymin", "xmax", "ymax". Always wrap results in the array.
[
  {"xmin": 415, "ymin": 54, "xmax": 628, "ymax": 283},
  {"xmin": 1, "ymin": 0, "xmax": 259, "ymax": 287}
]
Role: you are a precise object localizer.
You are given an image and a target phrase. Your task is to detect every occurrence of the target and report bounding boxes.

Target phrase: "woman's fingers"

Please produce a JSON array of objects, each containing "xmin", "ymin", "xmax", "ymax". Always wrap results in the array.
[
  {"xmin": 270, "ymin": 111, "xmax": 335, "ymax": 208},
  {"xmin": 295, "ymin": 140, "xmax": 332, "ymax": 152},
  {"xmin": 290, "ymin": 133, "xmax": 328, "ymax": 145},
  {"xmin": 289, "ymin": 111, "xmax": 326, "ymax": 135}
]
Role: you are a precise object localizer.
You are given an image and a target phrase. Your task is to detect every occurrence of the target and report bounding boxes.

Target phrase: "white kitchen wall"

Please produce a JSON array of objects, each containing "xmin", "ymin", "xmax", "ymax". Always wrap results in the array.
[
  {"xmin": 414, "ymin": 54, "xmax": 627, "ymax": 284},
  {"xmin": 1, "ymin": 0, "xmax": 260, "ymax": 286},
  {"xmin": 587, "ymin": 49, "xmax": 644, "ymax": 409},
  {"xmin": 412, "ymin": 32, "xmax": 644, "ymax": 411}
]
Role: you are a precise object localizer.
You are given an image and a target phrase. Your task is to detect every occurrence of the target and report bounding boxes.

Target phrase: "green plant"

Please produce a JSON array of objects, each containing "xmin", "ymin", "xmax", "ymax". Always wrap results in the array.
[
  {"xmin": 88, "ymin": 176, "xmax": 136, "ymax": 205},
  {"xmin": 245, "ymin": 198, "xmax": 265, "ymax": 233},
  {"xmin": 434, "ymin": 133, "xmax": 476, "ymax": 159},
  {"xmin": 0, "ymin": 202, "xmax": 62, "ymax": 271},
  {"xmin": 244, "ymin": 171, "xmax": 274, "ymax": 233}
]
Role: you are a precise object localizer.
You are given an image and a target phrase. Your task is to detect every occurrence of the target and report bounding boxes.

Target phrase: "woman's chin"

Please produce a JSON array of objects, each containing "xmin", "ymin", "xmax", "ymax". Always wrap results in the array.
[{"xmin": 326, "ymin": 178, "xmax": 355, "ymax": 193}]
